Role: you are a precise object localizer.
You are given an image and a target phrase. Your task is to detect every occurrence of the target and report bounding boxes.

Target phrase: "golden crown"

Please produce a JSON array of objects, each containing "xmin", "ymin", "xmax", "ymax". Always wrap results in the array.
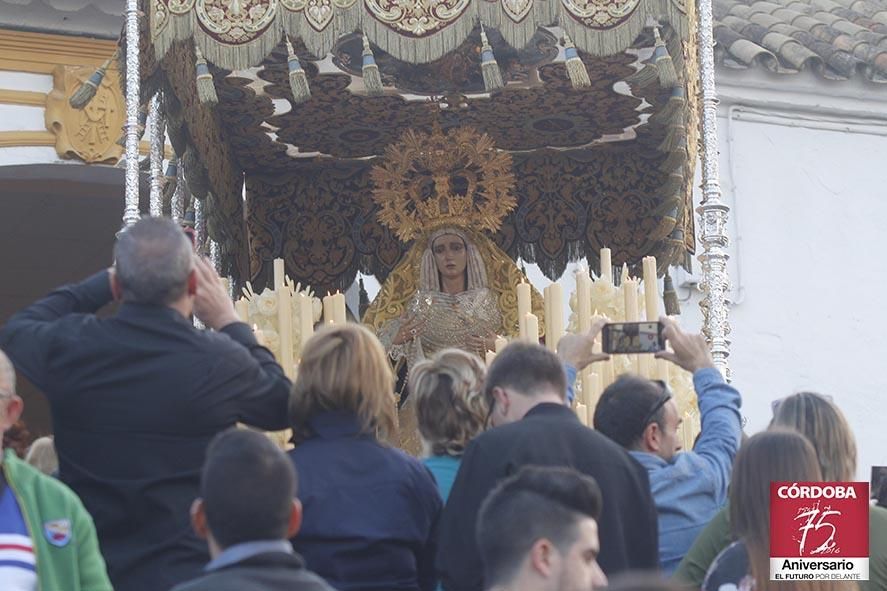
[{"xmin": 370, "ymin": 125, "xmax": 517, "ymax": 243}]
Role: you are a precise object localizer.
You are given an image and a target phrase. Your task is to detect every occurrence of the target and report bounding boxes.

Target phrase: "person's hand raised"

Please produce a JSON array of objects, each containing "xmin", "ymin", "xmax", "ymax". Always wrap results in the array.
[
  {"xmin": 193, "ymin": 257, "xmax": 239, "ymax": 331},
  {"xmin": 556, "ymin": 317, "xmax": 610, "ymax": 371},
  {"xmin": 654, "ymin": 316, "xmax": 715, "ymax": 373}
]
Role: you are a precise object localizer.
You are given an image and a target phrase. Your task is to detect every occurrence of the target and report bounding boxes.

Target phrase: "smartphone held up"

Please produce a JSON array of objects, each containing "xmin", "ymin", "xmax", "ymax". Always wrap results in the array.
[{"xmin": 602, "ymin": 321, "xmax": 666, "ymax": 354}]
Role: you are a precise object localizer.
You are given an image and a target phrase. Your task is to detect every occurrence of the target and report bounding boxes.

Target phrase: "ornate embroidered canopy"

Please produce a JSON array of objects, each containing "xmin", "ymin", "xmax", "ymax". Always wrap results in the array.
[
  {"xmin": 151, "ymin": 0, "xmax": 692, "ymax": 67},
  {"xmin": 135, "ymin": 0, "xmax": 701, "ymax": 294}
]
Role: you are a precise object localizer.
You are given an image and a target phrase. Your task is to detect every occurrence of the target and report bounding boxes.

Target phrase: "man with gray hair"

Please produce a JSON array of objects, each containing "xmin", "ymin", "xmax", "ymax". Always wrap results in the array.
[{"xmin": 0, "ymin": 217, "xmax": 292, "ymax": 591}]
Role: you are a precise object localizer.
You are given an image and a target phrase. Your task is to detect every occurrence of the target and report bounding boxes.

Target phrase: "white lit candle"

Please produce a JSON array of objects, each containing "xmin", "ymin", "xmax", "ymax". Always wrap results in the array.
[
  {"xmin": 623, "ymin": 277, "xmax": 639, "ymax": 373},
  {"xmin": 524, "ymin": 312, "xmax": 539, "ymax": 344},
  {"xmin": 298, "ymin": 293, "xmax": 314, "ymax": 350},
  {"xmin": 546, "ymin": 283, "xmax": 565, "ymax": 352},
  {"xmin": 273, "ymin": 258, "xmax": 286, "ymax": 291},
  {"xmin": 332, "ymin": 292, "xmax": 347, "ymax": 325},
  {"xmin": 600, "ymin": 247, "xmax": 612, "ymax": 283},
  {"xmin": 577, "ymin": 268, "xmax": 592, "ymax": 333},
  {"xmin": 485, "ymin": 350, "xmax": 497, "ymax": 367},
  {"xmin": 589, "ymin": 372, "xmax": 602, "ymax": 410},
  {"xmin": 322, "ymin": 293, "xmax": 335, "ymax": 325},
  {"xmin": 517, "ymin": 281, "xmax": 531, "ymax": 338},
  {"xmin": 543, "ymin": 286, "xmax": 552, "ymax": 349},
  {"xmin": 642, "ymin": 256, "xmax": 659, "ymax": 322},
  {"xmin": 276, "ymin": 284, "xmax": 294, "ymax": 378}
]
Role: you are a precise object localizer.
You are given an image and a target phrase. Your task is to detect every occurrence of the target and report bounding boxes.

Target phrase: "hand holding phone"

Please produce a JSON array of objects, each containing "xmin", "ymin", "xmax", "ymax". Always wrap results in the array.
[
  {"xmin": 602, "ymin": 321, "xmax": 665, "ymax": 354},
  {"xmin": 653, "ymin": 317, "xmax": 715, "ymax": 373}
]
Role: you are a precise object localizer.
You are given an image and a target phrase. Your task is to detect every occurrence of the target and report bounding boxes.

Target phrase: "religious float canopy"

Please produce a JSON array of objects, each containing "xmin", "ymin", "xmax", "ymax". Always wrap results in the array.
[{"xmin": 129, "ymin": 0, "xmax": 702, "ymax": 295}]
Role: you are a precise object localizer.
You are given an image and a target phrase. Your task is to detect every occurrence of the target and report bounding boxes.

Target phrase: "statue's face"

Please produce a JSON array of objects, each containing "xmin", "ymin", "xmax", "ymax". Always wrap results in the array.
[{"xmin": 432, "ymin": 234, "xmax": 468, "ymax": 282}]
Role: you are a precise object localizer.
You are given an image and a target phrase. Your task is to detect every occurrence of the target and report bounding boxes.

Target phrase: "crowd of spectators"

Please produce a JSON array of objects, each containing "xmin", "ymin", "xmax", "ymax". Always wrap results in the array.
[{"xmin": 0, "ymin": 217, "xmax": 881, "ymax": 591}]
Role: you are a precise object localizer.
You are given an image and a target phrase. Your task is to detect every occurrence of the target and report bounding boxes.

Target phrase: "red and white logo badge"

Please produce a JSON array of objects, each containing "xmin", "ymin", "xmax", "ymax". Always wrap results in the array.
[{"xmin": 770, "ymin": 482, "xmax": 869, "ymax": 582}]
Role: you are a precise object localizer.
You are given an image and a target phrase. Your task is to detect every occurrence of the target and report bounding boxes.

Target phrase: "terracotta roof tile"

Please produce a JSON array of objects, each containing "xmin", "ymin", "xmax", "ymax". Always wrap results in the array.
[{"xmin": 714, "ymin": 0, "xmax": 887, "ymax": 79}]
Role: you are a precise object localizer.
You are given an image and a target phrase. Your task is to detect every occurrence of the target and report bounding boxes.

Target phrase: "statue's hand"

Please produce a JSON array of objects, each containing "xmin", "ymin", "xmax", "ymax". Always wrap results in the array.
[
  {"xmin": 392, "ymin": 314, "xmax": 426, "ymax": 346},
  {"xmin": 468, "ymin": 332, "xmax": 496, "ymax": 356}
]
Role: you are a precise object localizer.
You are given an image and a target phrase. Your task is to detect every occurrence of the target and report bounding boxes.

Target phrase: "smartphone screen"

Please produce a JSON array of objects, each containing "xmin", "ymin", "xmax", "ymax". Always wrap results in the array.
[{"xmin": 602, "ymin": 321, "xmax": 665, "ymax": 354}]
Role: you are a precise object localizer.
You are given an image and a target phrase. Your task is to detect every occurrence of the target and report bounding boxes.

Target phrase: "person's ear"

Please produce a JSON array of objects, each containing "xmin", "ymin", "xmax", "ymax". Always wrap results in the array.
[
  {"xmin": 492, "ymin": 387, "xmax": 510, "ymax": 416},
  {"xmin": 0, "ymin": 396, "xmax": 23, "ymax": 431},
  {"xmin": 528, "ymin": 538, "xmax": 556, "ymax": 578},
  {"xmin": 286, "ymin": 498, "xmax": 303, "ymax": 539},
  {"xmin": 642, "ymin": 421, "xmax": 660, "ymax": 453},
  {"xmin": 190, "ymin": 498, "xmax": 209, "ymax": 540},
  {"xmin": 186, "ymin": 269, "xmax": 198, "ymax": 297}
]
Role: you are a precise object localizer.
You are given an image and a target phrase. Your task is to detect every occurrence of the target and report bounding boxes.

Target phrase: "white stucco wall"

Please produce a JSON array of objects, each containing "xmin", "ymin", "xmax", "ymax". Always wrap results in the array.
[{"xmin": 677, "ymin": 69, "xmax": 887, "ymax": 482}]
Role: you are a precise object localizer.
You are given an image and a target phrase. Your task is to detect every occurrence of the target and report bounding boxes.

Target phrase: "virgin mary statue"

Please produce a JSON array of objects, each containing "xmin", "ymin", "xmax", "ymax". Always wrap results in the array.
[{"xmin": 362, "ymin": 125, "xmax": 544, "ymax": 453}]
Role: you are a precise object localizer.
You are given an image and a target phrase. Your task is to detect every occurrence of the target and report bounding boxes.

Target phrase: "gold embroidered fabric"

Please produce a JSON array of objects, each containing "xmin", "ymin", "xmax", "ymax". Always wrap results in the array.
[{"xmin": 378, "ymin": 288, "xmax": 503, "ymax": 365}]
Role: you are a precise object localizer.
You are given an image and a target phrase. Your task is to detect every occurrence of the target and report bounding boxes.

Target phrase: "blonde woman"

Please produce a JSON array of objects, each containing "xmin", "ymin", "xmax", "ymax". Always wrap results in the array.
[
  {"xmin": 410, "ymin": 348, "xmax": 488, "ymax": 501},
  {"xmin": 287, "ymin": 324, "xmax": 442, "ymax": 591}
]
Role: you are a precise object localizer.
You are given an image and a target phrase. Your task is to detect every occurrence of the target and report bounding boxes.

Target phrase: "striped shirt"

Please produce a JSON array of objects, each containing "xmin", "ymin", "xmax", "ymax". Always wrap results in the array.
[{"xmin": 0, "ymin": 479, "xmax": 37, "ymax": 591}]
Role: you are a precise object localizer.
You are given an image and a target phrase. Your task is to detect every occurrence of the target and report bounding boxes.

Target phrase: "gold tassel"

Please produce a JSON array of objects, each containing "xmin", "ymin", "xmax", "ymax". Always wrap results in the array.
[
  {"xmin": 286, "ymin": 37, "xmax": 311, "ymax": 103},
  {"xmin": 657, "ymin": 124, "xmax": 687, "ymax": 153},
  {"xmin": 563, "ymin": 33, "xmax": 591, "ymax": 89},
  {"xmin": 70, "ymin": 50, "xmax": 117, "ymax": 109},
  {"xmin": 659, "ymin": 146, "xmax": 688, "ymax": 172},
  {"xmin": 650, "ymin": 87, "xmax": 686, "ymax": 125},
  {"xmin": 625, "ymin": 63, "xmax": 658, "ymax": 91},
  {"xmin": 194, "ymin": 44, "xmax": 218, "ymax": 105},
  {"xmin": 361, "ymin": 34, "xmax": 384, "ymax": 97},
  {"xmin": 653, "ymin": 27, "xmax": 679, "ymax": 88},
  {"xmin": 662, "ymin": 172, "xmax": 683, "ymax": 196},
  {"xmin": 162, "ymin": 159, "xmax": 178, "ymax": 206},
  {"xmin": 663, "ymin": 271, "xmax": 681, "ymax": 316},
  {"xmin": 480, "ymin": 26, "xmax": 504, "ymax": 92}
]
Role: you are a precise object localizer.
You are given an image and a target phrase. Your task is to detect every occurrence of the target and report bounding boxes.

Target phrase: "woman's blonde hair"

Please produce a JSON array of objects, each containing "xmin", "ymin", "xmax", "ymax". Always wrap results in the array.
[
  {"xmin": 730, "ymin": 429, "xmax": 855, "ymax": 591},
  {"xmin": 289, "ymin": 324, "xmax": 397, "ymax": 442},
  {"xmin": 770, "ymin": 392, "xmax": 857, "ymax": 481},
  {"xmin": 410, "ymin": 348, "xmax": 488, "ymax": 457}
]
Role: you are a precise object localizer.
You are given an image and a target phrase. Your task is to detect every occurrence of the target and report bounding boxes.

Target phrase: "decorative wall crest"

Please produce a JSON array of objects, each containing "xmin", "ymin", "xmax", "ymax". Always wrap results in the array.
[{"xmin": 46, "ymin": 65, "xmax": 124, "ymax": 164}]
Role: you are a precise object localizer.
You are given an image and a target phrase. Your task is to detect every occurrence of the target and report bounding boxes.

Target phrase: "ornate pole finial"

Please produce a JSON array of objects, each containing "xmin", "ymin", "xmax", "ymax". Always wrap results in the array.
[{"xmin": 696, "ymin": 0, "xmax": 732, "ymax": 378}]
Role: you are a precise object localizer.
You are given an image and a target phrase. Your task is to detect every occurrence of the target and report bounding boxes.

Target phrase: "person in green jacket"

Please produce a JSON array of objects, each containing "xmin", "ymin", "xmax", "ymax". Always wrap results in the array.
[
  {"xmin": 0, "ymin": 349, "xmax": 112, "ymax": 591},
  {"xmin": 673, "ymin": 392, "xmax": 887, "ymax": 591}
]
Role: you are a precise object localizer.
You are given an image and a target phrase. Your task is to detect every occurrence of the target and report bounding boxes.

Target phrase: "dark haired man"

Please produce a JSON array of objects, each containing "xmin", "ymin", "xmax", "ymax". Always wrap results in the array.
[
  {"xmin": 437, "ymin": 322, "xmax": 658, "ymax": 591},
  {"xmin": 171, "ymin": 429, "xmax": 333, "ymax": 591},
  {"xmin": 0, "ymin": 217, "xmax": 292, "ymax": 591},
  {"xmin": 593, "ymin": 317, "xmax": 742, "ymax": 575},
  {"xmin": 476, "ymin": 465, "xmax": 607, "ymax": 591}
]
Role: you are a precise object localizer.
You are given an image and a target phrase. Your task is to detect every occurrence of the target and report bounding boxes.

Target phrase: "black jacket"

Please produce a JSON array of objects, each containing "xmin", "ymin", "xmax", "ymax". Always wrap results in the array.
[
  {"xmin": 0, "ymin": 270, "xmax": 292, "ymax": 591},
  {"xmin": 437, "ymin": 402, "xmax": 659, "ymax": 591},
  {"xmin": 170, "ymin": 551, "xmax": 335, "ymax": 591}
]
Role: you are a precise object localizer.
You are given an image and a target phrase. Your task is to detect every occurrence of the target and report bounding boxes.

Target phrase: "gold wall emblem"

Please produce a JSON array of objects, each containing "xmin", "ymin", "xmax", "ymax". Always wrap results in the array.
[{"xmin": 45, "ymin": 65, "xmax": 124, "ymax": 164}]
